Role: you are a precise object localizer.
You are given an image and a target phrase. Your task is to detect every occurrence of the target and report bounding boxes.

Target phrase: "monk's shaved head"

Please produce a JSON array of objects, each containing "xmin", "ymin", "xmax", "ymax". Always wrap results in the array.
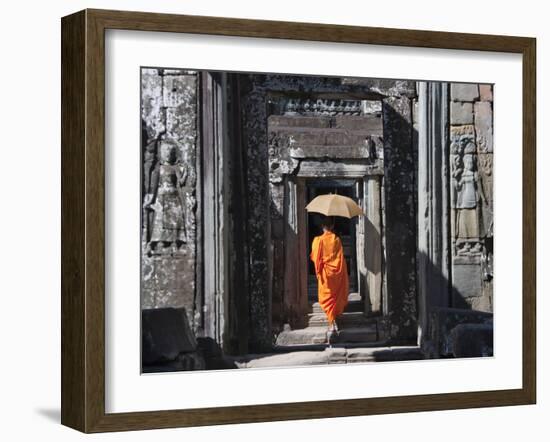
[{"xmin": 320, "ymin": 216, "xmax": 335, "ymax": 230}]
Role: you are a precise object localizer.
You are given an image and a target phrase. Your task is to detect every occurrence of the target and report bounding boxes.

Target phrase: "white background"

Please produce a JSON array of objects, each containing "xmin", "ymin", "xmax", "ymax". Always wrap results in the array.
[{"xmin": 0, "ymin": 0, "xmax": 547, "ymax": 440}]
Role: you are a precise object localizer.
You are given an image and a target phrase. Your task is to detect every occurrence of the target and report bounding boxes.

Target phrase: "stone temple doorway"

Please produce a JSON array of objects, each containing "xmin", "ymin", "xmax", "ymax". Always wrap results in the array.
[
  {"xmin": 266, "ymin": 98, "xmax": 387, "ymax": 345},
  {"xmin": 227, "ymin": 74, "xmax": 419, "ymax": 352},
  {"xmin": 306, "ymin": 179, "xmax": 360, "ymax": 303}
]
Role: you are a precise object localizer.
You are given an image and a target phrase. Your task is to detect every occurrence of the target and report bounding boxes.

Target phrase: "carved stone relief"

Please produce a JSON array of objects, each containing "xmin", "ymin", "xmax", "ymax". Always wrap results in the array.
[
  {"xmin": 277, "ymin": 98, "xmax": 382, "ymax": 116},
  {"xmin": 449, "ymin": 84, "xmax": 493, "ymax": 312},
  {"xmin": 450, "ymin": 125, "xmax": 488, "ymax": 256},
  {"xmin": 140, "ymin": 68, "xmax": 198, "ymax": 322}
]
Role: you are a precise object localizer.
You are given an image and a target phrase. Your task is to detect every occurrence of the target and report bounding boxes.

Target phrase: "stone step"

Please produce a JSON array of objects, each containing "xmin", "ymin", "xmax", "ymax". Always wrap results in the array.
[
  {"xmin": 310, "ymin": 292, "xmax": 363, "ymax": 312},
  {"xmin": 275, "ymin": 324, "xmax": 378, "ymax": 346},
  {"xmin": 276, "ymin": 327, "xmax": 330, "ymax": 346},
  {"xmin": 307, "ymin": 311, "xmax": 372, "ymax": 328},
  {"xmin": 311, "ymin": 300, "xmax": 363, "ymax": 314}
]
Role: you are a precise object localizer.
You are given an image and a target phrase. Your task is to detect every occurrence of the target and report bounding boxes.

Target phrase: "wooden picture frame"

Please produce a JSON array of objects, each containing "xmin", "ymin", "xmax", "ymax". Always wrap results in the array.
[{"xmin": 61, "ymin": 8, "xmax": 536, "ymax": 433}]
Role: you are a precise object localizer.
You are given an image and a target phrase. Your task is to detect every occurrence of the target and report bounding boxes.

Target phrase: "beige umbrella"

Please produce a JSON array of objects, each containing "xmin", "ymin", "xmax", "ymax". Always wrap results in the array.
[{"xmin": 305, "ymin": 193, "xmax": 363, "ymax": 219}]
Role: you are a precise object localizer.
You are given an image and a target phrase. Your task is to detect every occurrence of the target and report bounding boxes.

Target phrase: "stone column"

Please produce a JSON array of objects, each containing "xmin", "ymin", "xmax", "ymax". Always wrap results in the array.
[
  {"xmin": 243, "ymin": 84, "xmax": 271, "ymax": 352},
  {"xmin": 382, "ymin": 95, "xmax": 417, "ymax": 343},
  {"xmin": 200, "ymin": 72, "xmax": 229, "ymax": 347},
  {"xmin": 365, "ymin": 177, "xmax": 382, "ymax": 314},
  {"xmin": 225, "ymin": 74, "xmax": 250, "ymax": 355},
  {"xmin": 417, "ymin": 81, "xmax": 451, "ymax": 346}
]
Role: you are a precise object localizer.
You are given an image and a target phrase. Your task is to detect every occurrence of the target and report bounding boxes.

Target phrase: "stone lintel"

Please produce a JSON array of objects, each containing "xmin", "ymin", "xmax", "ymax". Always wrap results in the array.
[
  {"xmin": 290, "ymin": 145, "xmax": 372, "ymax": 160},
  {"xmin": 341, "ymin": 78, "xmax": 417, "ymax": 98},
  {"xmin": 297, "ymin": 160, "xmax": 384, "ymax": 177}
]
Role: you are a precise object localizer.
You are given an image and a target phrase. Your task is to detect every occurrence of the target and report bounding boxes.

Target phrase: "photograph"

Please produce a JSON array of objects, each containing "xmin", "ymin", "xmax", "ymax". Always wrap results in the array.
[{"xmin": 140, "ymin": 68, "xmax": 494, "ymax": 373}]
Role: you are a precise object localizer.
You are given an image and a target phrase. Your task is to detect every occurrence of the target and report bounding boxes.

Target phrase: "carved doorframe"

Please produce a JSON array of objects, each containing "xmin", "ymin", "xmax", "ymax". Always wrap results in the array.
[
  {"xmin": 271, "ymin": 157, "xmax": 385, "ymax": 330},
  {"xmin": 301, "ymin": 173, "xmax": 385, "ymax": 314},
  {"xmin": 239, "ymin": 75, "xmax": 418, "ymax": 350}
]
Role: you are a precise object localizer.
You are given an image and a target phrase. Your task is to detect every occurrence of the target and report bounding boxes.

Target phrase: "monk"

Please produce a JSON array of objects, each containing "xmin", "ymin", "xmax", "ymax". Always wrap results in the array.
[{"xmin": 310, "ymin": 216, "xmax": 349, "ymax": 337}]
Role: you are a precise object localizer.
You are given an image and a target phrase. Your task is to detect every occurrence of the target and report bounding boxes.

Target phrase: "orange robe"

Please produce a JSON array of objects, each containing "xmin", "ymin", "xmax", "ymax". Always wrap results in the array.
[{"xmin": 310, "ymin": 231, "xmax": 349, "ymax": 323}]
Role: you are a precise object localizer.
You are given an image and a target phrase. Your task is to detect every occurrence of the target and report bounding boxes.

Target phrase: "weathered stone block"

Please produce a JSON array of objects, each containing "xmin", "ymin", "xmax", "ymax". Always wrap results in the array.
[
  {"xmin": 478, "ymin": 152, "xmax": 493, "ymax": 238},
  {"xmin": 341, "ymin": 78, "xmax": 417, "ymax": 97},
  {"xmin": 474, "ymin": 101, "xmax": 493, "ymax": 153},
  {"xmin": 479, "ymin": 84, "xmax": 493, "ymax": 101},
  {"xmin": 290, "ymin": 145, "xmax": 371, "ymax": 160},
  {"xmin": 336, "ymin": 326, "xmax": 377, "ymax": 343},
  {"xmin": 142, "ymin": 307, "xmax": 198, "ymax": 365},
  {"xmin": 154, "ymin": 289, "xmax": 183, "ymax": 309},
  {"xmin": 346, "ymin": 347, "xmax": 378, "ymax": 362},
  {"xmin": 451, "ymin": 102, "xmax": 474, "ymax": 125},
  {"xmin": 141, "ymin": 291, "xmax": 156, "ymax": 310},
  {"xmin": 173, "ymin": 258, "xmax": 189, "ymax": 290},
  {"xmin": 166, "ymin": 107, "xmax": 196, "ymax": 143},
  {"xmin": 162, "ymin": 74, "xmax": 197, "ymax": 108},
  {"xmin": 478, "ymin": 153, "xmax": 493, "ymax": 201},
  {"xmin": 141, "ymin": 69, "xmax": 165, "ymax": 139},
  {"xmin": 470, "ymin": 294, "xmax": 493, "ymax": 313},
  {"xmin": 154, "ymin": 257, "xmax": 177, "ymax": 290},
  {"xmin": 347, "ymin": 346, "xmax": 422, "ymax": 362},
  {"xmin": 332, "ymin": 115, "xmax": 383, "ymax": 134},
  {"xmin": 142, "ymin": 354, "xmax": 206, "ymax": 373},
  {"xmin": 451, "ymin": 83, "xmax": 479, "ymax": 102},
  {"xmin": 453, "ymin": 262, "xmax": 482, "ymax": 299},
  {"xmin": 275, "ymin": 327, "xmax": 328, "ymax": 346},
  {"xmin": 429, "ymin": 307, "xmax": 492, "ymax": 357},
  {"xmin": 268, "ymin": 115, "xmax": 331, "ymax": 128},
  {"xmin": 284, "ymin": 129, "xmax": 327, "ymax": 146},
  {"xmin": 326, "ymin": 348, "xmax": 347, "ymax": 364},
  {"xmin": 450, "ymin": 323, "xmax": 493, "ymax": 357},
  {"xmin": 141, "ymin": 257, "xmax": 155, "ymax": 290},
  {"xmin": 324, "ymin": 131, "xmax": 349, "ymax": 145}
]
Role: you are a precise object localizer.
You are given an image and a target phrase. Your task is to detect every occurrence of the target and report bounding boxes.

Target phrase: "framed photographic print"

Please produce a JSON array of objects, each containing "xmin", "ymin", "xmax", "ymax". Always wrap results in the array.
[{"xmin": 61, "ymin": 9, "xmax": 536, "ymax": 433}]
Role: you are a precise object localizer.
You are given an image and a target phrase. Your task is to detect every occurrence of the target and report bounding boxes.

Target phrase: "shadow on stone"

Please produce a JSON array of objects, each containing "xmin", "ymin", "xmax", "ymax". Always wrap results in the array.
[
  {"xmin": 142, "ymin": 307, "xmax": 206, "ymax": 373},
  {"xmin": 450, "ymin": 323, "xmax": 493, "ymax": 357},
  {"xmin": 428, "ymin": 307, "xmax": 493, "ymax": 358}
]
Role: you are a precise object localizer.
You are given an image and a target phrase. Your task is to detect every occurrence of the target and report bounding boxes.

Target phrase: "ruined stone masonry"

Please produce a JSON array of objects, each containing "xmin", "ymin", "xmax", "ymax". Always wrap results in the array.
[
  {"xmin": 141, "ymin": 68, "xmax": 198, "ymax": 327},
  {"xmin": 450, "ymin": 83, "xmax": 493, "ymax": 312}
]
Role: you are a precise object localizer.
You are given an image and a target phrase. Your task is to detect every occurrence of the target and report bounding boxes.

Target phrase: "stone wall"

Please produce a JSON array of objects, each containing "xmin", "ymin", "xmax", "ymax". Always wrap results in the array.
[
  {"xmin": 449, "ymin": 83, "xmax": 493, "ymax": 311},
  {"xmin": 140, "ymin": 68, "xmax": 199, "ymax": 326}
]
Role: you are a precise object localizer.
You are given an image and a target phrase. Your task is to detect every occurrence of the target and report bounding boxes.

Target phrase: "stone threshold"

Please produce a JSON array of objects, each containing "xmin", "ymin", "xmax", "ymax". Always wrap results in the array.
[
  {"xmin": 272, "ymin": 338, "xmax": 392, "ymax": 353},
  {"xmin": 228, "ymin": 346, "xmax": 423, "ymax": 369}
]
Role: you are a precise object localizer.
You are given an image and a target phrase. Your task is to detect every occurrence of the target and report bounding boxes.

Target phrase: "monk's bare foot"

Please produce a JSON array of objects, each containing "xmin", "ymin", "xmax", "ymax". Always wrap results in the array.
[{"xmin": 327, "ymin": 325, "xmax": 338, "ymax": 345}]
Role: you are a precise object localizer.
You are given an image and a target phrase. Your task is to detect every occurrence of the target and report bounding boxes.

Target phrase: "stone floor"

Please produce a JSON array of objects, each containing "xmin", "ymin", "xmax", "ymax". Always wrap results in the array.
[{"xmin": 230, "ymin": 346, "xmax": 423, "ymax": 369}]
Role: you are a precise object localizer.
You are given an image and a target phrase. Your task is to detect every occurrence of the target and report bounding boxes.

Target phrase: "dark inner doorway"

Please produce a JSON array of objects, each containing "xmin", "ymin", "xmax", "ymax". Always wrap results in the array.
[{"xmin": 306, "ymin": 179, "xmax": 359, "ymax": 303}]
